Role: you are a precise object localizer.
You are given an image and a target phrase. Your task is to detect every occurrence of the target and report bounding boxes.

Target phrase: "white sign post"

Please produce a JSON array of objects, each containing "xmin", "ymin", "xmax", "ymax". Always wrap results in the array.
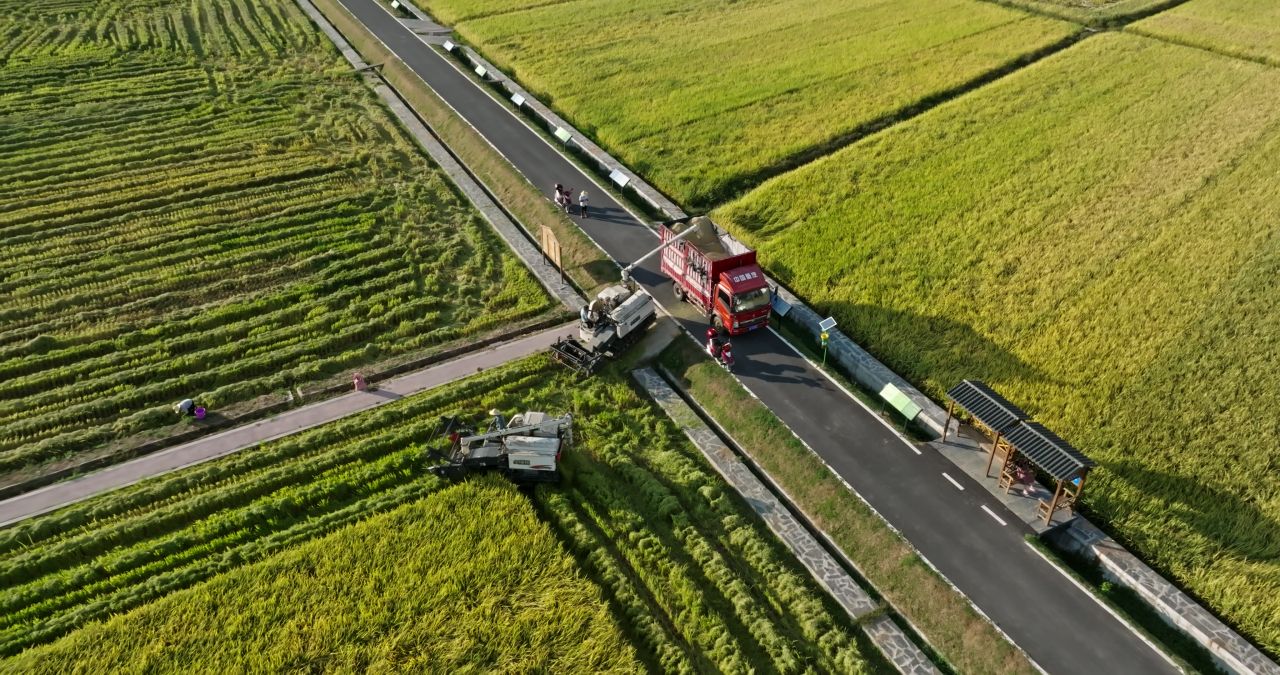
[
  {"xmin": 443, "ymin": 40, "xmax": 455, "ymax": 52},
  {"xmin": 511, "ymin": 93, "xmax": 525, "ymax": 107}
]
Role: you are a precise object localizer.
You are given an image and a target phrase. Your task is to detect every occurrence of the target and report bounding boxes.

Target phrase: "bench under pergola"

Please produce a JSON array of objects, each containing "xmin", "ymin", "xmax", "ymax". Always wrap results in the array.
[{"xmin": 1002, "ymin": 421, "xmax": 1095, "ymax": 523}]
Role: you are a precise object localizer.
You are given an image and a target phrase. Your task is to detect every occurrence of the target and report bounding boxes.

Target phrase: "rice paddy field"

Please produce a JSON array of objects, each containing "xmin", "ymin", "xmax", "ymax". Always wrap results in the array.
[
  {"xmin": 0, "ymin": 357, "xmax": 882, "ymax": 672},
  {"xmin": 424, "ymin": 0, "xmax": 1078, "ymax": 209},
  {"xmin": 999, "ymin": 0, "xmax": 1174, "ymax": 24},
  {"xmin": 0, "ymin": 0, "xmax": 555, "ymax": 479},
  {"xmin": 1131, "ymin": 0, "xmax": 1280, "ymax": 65},
  {"xmin": 5, "ymin": 480, "xmax": 636, "ymax": 673},
  {"xmin": 716, "ymin": 32, "xmax": 1280, "ymax": 654}
]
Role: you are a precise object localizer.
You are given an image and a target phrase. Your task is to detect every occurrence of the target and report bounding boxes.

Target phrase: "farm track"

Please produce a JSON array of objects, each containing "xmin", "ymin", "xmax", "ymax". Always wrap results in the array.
[{"xmin": 0, "ymin": 359, "xmax": 883, "ymax": 672}]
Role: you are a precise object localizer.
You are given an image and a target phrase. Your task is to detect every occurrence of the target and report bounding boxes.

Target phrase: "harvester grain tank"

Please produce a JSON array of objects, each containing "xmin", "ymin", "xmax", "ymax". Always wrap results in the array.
[{"xmin": 660, "ymin": 216, "xmax": 771, "ymax": 335}]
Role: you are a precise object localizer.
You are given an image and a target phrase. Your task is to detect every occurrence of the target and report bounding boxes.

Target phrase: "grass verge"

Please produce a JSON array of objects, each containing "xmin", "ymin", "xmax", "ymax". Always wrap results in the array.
[
  {"xmin": 1027, "ymin": 536, "xmax": 1225, "ymax": 674},
  {"xmin": 310, "ymin": 0, "xmax": 617, "ymax": 296},
  {"xmin": 657, "ymin": 337, "xmax": 1035, "ymax": 675}
]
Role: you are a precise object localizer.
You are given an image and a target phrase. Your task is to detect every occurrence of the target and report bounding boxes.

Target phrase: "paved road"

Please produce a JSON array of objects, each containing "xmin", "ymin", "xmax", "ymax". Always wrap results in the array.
[
  {"xmin": 325, "ymin": 3, "xmax": 1177, "ymax": 672},
  {"xmin": 0, "ymin": 324, "xmax": 574, "ymax": 527}
]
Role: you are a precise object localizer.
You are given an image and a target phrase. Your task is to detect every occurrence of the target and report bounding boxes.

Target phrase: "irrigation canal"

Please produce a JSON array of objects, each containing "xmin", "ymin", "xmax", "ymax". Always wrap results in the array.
[{"xmin": 332, "ymin": 1, "xmax": 1178, "ymax": 672}]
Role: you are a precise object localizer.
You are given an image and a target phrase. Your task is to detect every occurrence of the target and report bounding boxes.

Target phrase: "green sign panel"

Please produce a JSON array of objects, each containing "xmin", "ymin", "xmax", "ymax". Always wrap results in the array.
[{"xmin": 878, "ymin": 383, "xmax": 921, "ymax": 420}]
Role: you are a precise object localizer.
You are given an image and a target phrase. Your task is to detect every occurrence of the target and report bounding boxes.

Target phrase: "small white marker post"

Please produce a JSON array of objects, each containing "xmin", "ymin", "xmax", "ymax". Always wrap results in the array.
[
  {"xmin": 511, "ymin": 93, "xmax": 525, "ymax": 108},
  {"xmin": 443, "ymin": 40, "xmax": 455, "ymax": 52}
]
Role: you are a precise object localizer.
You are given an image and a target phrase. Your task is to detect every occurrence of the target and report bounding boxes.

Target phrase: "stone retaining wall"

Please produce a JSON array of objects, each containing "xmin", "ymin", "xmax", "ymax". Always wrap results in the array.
[{"xmin": 634, "ymin": 367, "xmax": 939, "ymax": 675}]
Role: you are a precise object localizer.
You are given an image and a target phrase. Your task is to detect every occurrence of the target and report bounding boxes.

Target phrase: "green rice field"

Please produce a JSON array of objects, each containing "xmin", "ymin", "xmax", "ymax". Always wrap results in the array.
[
  {"xmin": 0, "ymin": 357, "xmax": 881, "ymax": 672},
  {"xmin": 0, "ymin": 0, "xmax": 555, "ymax": 479},
  {"xmin": 1131, "ymin": 0, "xmax": 1280, "ymax": 65},
  {"xmin": 425, "ymin": 0, "xmax": 1078, "ymax": 209},
  {"xmin": 716, "ymin": 32, "xmax": 1280, "ymax": 654}
]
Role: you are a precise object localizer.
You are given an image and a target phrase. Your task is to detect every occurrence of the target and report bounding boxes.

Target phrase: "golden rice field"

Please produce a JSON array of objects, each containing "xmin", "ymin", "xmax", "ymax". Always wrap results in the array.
[
  {"xmin": 0, "ymin": 357, "xmax": 880, "ymax": 671},
  {"xmin": 7, "ymin": 480, "xmax": 637, "ymax": 672},
  {"xmin": 1131, "ymin": 0, "xmax": 1280, "ymax": 65},
  {"xmin": 0, "ymin": 0, "xmax": 555, "ymax": 478},
  {"xmin": 717, "ymin": 32, "xmax": 1280, "ymax": 654},
  {"xmin": 424, "ymin": 0, "xmax": 1078, "ymax": 209},
  {"xmin": 1000, "ymin": 0, "xmax": 1175, "ymax": 24}
]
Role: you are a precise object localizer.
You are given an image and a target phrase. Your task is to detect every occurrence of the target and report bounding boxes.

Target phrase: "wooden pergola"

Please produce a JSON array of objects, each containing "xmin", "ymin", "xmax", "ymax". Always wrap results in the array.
[
  {"xmin": 945, "ymin": 380, "xmax": 1095, "ymax": 525},
  {"xmin": 943, "ymin": 380, "xmax": 1029, "ymax": 478},
  {"xmin": 1002, "ymin": 422, "xmax": 1095, "ymax": 524}
]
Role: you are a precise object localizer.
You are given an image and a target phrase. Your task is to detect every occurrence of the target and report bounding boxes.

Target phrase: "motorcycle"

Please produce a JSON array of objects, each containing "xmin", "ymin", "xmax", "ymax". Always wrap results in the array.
[{"xmin": 706, "ymin": 327, "xmax": 735, "ymax": 371}]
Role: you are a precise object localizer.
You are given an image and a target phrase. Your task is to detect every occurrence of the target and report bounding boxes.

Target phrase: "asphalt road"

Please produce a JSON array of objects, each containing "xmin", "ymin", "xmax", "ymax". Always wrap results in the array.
[{"xmin": 333, "ymin": 2, "xmax": 1177, "ymax": 672}]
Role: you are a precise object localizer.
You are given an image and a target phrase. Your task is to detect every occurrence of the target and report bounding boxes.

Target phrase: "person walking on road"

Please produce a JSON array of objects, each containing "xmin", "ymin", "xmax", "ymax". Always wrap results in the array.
[
  {"xmin": 561, "ymin": 188, "xmax": 574, "ymax": 214},
  {"xmin": 578, "ymin": 189, "xmax": 589, "ymax": 218},
  {"xmin": 553, "ymin": 183, "xmax": 564, "ymax": 205}
]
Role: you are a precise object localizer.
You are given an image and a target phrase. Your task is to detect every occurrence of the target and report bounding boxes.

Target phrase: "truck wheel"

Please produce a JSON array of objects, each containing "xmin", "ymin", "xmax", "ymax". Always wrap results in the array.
[{"xmin": 672, "ymin": 285, "xmax": 685, "ymax": 303}]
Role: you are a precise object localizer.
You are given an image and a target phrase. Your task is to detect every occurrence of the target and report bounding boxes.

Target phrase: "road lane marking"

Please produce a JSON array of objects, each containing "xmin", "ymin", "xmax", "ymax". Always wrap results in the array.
[
  {"xmin": 942, "ymin": 472, "xmax": 965, "ymax": 491},
  {"xmin": 981, "ymin": 505, "xmax": 1008, "ymax": 526}
]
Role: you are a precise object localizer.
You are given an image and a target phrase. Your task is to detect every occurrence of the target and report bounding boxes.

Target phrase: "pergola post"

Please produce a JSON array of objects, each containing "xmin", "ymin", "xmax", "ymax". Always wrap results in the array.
[
  {"xmin": 984, "ymin": 431, "xmax": 1003, "ymax": 478},
  {"xmin": 943, "ymin": 401, "xmax": 954, "ymax": 442},
  {"xmin": 1043, "ymin": 481, "xmax": 1064, "ymax": 525}
]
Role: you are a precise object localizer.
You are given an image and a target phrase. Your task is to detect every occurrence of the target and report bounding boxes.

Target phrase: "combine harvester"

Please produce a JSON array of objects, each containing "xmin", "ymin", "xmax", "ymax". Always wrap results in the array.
[
  {"xmin": 428, "ymin": 411, "xmax": 573, "ymax": 483},
  {"xmin": 551, "ymin": 216, "xmax": 771, "ymax": 374}
]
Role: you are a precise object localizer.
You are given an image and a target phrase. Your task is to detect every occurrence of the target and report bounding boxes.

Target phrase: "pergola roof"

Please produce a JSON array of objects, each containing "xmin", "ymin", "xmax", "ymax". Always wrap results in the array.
[
  {"xmin": 1003, "ymin": 421, "xmax": 1095, "ymax": 481},
  {"xmin": 946, "ymin": 380, "xmax": 1028, "ymax": 433}
]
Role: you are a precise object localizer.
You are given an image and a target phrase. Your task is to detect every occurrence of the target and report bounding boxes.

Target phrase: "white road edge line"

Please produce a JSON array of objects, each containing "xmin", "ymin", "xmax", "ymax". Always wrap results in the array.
[
  {"xmin": 942, "ymin": 472, "xmax": 965, "ymax": 491},
  {"xmin": 1023, "ymin": 542, "xmax": 1184, "ymax": 671},
  {"xmin": 980, "ymin": 505, "xmax": 1008, "ymax": 527}
]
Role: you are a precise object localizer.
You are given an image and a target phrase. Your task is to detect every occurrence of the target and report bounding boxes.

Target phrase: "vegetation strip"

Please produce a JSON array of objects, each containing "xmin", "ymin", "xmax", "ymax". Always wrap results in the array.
[
  {"xmin": 293, "ymin": 0, "xmax": 583, "ymax": 311},
  {"xmin": 634, "ymin": 366, "xmax": 940, "ymax": 674},
  {"xmin": 658, "ymin": 339, "xmax": 1036, "ymax": 674},
  {"xmin": 310, "ymin": 0, "xmax": 618, "ymax": 296}
]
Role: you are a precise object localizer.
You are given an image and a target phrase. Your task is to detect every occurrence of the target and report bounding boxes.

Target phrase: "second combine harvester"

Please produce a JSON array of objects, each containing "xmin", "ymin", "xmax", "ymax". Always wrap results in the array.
[{"xmin": 551, "ymin": 217, "xmax": 771, "ymax": 374}]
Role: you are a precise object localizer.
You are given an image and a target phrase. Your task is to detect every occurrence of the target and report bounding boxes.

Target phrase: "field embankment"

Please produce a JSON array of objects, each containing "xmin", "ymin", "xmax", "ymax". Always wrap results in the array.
[
  {"xmin": 420, "ymin": 0, "xmax": 1077, "ymax": 209},
  {"xmin": 0, "ymin": 356, "xmax": 885, "ymax": 671},
  {"xmin": 1130, "ymin": 0, "xmax": 1280, "ymax": 65},
  {"xmin": 0, "ymin": 0, "xmax": 556, "ymax": 479},
  {"xmin": 716, "ymin": 32, "xmax": 1280, "ymax": 655}
]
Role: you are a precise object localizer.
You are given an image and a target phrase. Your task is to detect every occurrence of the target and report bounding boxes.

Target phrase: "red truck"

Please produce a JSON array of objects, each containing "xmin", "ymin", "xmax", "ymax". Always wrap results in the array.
[{"xmin": 660, "ymin": 217, "xmax": 771, "ymax": 336}]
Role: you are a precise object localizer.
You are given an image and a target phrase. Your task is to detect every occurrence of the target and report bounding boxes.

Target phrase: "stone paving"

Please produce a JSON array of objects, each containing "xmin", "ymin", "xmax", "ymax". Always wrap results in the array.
[
  {"xmin": 633, "ymin": 367, "xmax": 939, "ymax": 675},
  {"xmin": 1059, "ymin": 520, "xmax": 1280, "ymax": 675},
  {"xmin": 296, "ymin": 0, "xmax": 583, "ymax": 313}
]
